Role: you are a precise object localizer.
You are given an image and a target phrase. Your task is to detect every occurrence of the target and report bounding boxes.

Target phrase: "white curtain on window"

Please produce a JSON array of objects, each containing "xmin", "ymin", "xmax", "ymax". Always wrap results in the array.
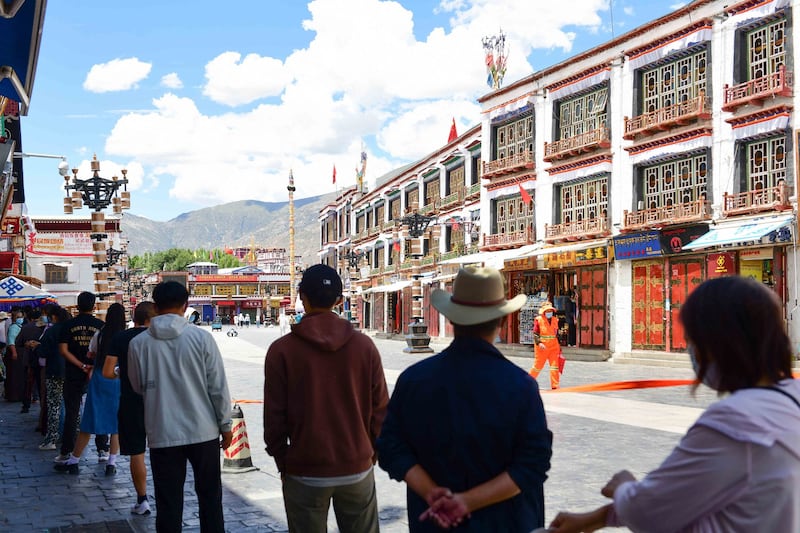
[
  {"xmin": 726, "ymin": 0, "xmax": 789, "ymax": 28},
  {"xmin": 548, "ymin": 161, "xmax": 613, "ymax": 184},
  {"xmin": 731, "ymin": 113, "xmax": 789, "ymax": 140},
  {"xmin": 548, "ymin": 68, "xmax": 611, "ymax": 101},
  {"xmin": 628, "ymin": 133, "xmax": 713, "ymax": 166}
]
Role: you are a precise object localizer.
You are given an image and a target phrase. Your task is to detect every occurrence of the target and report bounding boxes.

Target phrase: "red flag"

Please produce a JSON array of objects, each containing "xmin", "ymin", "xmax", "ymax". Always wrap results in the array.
[
  {"xmin": 448, "ymin": 118, "xmax": 458, "ymax": 143},
  {"xmin": 332, "ymin": 164, "xmax": 337, "ymax": 185},
  {"xmin": 518, "ymin": 183, "xmax": 532, "ymax": 204},
  {"xmin": 393, "ymin": 241, "xmax": 401, "ymax": 252}
]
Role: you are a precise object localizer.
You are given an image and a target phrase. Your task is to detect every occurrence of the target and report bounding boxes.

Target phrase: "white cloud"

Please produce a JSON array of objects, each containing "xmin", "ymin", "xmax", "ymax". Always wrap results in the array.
[
  {"xmin": 669, "ymin": 2, "xmax": 687, "ymax": 9},
  {"xmin": 70, "ymin": 158, "xmax": 145, "ymax": 193},
  {"xmin": 105, "ymin": 0, "xmax": 611, "ymax": 208},
  {"xmin": 202, "ymin": 52, "xmax": 290, "ymax": 106},
  {"xmin": 161, "ymin": 72, "xmax": 183, "ymax": 89},
  {"xmin": 83, "ymin": 58, "xmax": 152, "ymax": 93},
  {"xmin": 623, "ymin": 6, "xmax": 635, "ymax": 16}
]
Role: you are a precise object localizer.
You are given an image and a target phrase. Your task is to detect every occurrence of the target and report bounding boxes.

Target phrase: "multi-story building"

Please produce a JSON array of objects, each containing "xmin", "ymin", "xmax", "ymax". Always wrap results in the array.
[{"xmin": 321, "ymin": 0, "xmax": 800, "ymax": 361}]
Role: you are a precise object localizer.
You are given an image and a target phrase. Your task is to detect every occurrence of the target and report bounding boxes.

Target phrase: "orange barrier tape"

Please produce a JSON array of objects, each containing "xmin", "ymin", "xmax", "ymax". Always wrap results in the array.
[
  {"xmin": 233, "ymin": 399, "xmax": 264, "ymax": 404},
  {"xmin": 548, "ymin": 379, "xmax": 696, "ymax": 393}
]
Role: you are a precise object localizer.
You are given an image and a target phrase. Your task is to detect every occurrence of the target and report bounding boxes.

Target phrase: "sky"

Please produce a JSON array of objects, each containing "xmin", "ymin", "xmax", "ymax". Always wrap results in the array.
[{"xmin": 19, "ymin": 0, "xmax": 685, "ymax": 222}]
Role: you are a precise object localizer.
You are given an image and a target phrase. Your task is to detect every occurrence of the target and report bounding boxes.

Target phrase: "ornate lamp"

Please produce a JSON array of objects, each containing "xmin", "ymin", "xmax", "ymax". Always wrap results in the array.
[{"xmin": 397, "ymin": 211, "xmax": 436, "ymax": 354}]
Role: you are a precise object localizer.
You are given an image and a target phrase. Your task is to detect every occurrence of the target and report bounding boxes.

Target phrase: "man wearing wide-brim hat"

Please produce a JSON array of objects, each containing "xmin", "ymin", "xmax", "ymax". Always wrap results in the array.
[{"xmin": 377, "ymin": 266, "xmax": 553, "ymax": 532}]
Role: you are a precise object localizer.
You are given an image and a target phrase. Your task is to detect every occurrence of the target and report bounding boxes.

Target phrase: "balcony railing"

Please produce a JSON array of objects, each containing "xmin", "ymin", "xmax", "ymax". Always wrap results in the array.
[
  {"xmin": 723, "ymin": 183, "xmax": 791, "ymax": 216},
  {"xmin": 441, "ymin": 188, "xmax": 465, "ymax": 207},
  {"xmin": 466, "ymin": 182, "xmax": 481, "ymax": 198},
  {"xmin": 483, "ymin": 227, "xmax": 534, "ymax": 249},
  {"xmin": 381, "ymin": 220, "xmax": 396, "ymax": 231},
  {"xmin": 623, "ymin": 199, "xmax": 711, "ymax": 229},
  {"xmin": 418, "ymin": 198, "xmax": 440, "ymax": 216},
  {"xmin": 543, "ymin": 126, "xmax": 610, "ymax": 161},
  {"xmin": 420, "ymin": 254, "xmax": 437, "ymax": 266},
  {"xmin": 482, "ymin": 150, "xmax": 535, "ymax": 178},
  {"xmin": 623, "ymin": 92, "xmax": 710, "ymax": 140},
  {"xmin": 545, "ymin": 217, "xmax": 610, "ymax": 243},
  {"xmin": 723, "ymin": 65, "xmax": 792, "ymax": 112}
]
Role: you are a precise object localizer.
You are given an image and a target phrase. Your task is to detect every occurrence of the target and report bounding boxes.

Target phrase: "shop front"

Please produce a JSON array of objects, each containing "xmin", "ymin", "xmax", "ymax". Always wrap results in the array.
[
  {"xmin": 615, "ymin": 217, "xmax": 791, "ymax": 353},
  {"xmin": 503, "ymin": 240, "xmax": 610, "ymax": 348}
]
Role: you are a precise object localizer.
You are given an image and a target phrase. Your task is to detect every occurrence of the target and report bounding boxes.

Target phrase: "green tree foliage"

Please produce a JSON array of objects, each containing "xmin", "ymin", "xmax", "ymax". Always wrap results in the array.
[{"xmin": 128, "ymin": 248, "xmax": 241, "ymax": 273}]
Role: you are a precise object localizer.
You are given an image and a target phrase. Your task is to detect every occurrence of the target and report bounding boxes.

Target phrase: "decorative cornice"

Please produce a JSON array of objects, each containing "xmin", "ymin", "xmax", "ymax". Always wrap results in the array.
[
  {"xmin": 725, "ymin": 104, "xmax": 793, "ymax": 126},
  {"xmin": 547, "ymin": 154, "xmax": 613, "ymax": 175},
  {"xmin": 546, "ymin": 65, "xmax": 611, "ymax": 92},
  {"xmin": 484, "ymin": 172, "xmax": 536, "ymax": 191},
  {"xmin": 625, "ymin": 20, "xmax": 713, "ymax": 60},
  {"xmin": 624, "ymin": 128, "xmax": 713, "ymax": 155}
]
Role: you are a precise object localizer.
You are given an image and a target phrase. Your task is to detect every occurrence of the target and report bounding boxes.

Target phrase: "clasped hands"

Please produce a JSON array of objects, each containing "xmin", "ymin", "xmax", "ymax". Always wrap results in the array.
[
  {"xmin": 548, "ymin": 470, "xmax": 637, "ymax": 533},
  {"xmin": 419, "ymin": 487, "xmax": 470, "ymax": 529}
]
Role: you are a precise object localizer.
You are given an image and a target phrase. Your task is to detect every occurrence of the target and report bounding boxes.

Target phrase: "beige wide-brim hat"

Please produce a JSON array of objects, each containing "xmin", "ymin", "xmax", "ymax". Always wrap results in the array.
[
  {"xmin": 0, "ymin": 311, "xmax": 7, "ymax": 320},
  {"xmin": 431, "ymin": 266, "xmax": 527, "ymax": 326}
]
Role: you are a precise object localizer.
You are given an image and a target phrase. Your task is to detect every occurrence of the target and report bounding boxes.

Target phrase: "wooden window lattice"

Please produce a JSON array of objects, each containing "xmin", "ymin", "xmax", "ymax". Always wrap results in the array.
[
  {"xmin": 559, "ymin": 175, "xmax": 609, "ymax": 224},
  {"xmin": 493, "ymin": 194, "xmax": 534, "ymax": 235},
  {"xmin": 642, "ymin": 49, "xmax": 707, "ymax": 113},
  {"xmin": 642, "ymin": 153, "xmax": 708, "ymax": 209},
  {"xmin": 746, "ymin": 135, "xmax": 787, "ymax": 191},
  {"xmin": 748, "ymin": 19, "xmax": 785, "ymax": 80},
  {"xmin": 558, "ymin": 87, "xmax": 608, "ymax": 140},
  {"xmin": 495, "ymin": 114, "xmax": 533, "ymax": 160}
]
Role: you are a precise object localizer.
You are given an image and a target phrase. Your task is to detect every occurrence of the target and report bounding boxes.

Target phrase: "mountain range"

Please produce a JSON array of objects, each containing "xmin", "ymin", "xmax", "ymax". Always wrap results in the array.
[{"xmin": 121, "ymin": 193, "xmax": 337, "ymax": 265}]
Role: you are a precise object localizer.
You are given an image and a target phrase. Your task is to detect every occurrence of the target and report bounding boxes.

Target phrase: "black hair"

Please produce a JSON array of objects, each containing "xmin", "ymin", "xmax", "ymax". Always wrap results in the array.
[
  {"xmin": 152, "ymin": 281, "xmax": 189, "ymax": 311},
  {"xmin": 77, "ymin": 291, "xmax": 96, "ymax": 313},
  {"xmin": 680, "ymin": 276, "xmax": 792, "ymax": 394},
  {"xmin": 133, "ymin": 301, "xmax": 156, "ymax": 325}
]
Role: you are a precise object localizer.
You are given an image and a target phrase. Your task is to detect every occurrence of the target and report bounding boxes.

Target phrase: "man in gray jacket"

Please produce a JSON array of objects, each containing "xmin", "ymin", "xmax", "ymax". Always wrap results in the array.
[{"xmin": 129, "ymin": 281, "xmax": 232, "ymax": 532}]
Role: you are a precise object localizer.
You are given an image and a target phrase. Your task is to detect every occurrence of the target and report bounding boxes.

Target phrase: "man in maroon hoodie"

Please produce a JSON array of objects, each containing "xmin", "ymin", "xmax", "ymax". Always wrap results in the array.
[{"xmin": 264, "ymin": 264, "xmax": 389, "ymax": 533}]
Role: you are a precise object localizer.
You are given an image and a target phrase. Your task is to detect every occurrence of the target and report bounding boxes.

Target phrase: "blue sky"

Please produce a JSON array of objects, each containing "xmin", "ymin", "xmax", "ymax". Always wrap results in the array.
[{"xmin": 20, "ymin": 0, "xmax": 682, "ymax": 222}]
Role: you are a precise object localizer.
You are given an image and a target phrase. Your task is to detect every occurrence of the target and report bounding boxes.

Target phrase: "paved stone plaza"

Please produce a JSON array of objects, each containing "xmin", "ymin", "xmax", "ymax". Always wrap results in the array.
[{"xmin": 0, "ymin": 325, "xmax": 717, "ymax": 532}]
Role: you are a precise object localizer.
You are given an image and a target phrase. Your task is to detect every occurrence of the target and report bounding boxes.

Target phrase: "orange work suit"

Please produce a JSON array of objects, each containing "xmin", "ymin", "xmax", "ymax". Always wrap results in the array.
[{"xmin": 529, "ymin": 311, "xmax": 561, "ymax": 389}]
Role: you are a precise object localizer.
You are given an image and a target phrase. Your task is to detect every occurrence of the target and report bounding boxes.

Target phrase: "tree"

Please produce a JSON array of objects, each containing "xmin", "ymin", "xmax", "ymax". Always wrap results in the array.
[{"xmin": 128, "ymin": 248, "xmax": 241, "ymax": 273}]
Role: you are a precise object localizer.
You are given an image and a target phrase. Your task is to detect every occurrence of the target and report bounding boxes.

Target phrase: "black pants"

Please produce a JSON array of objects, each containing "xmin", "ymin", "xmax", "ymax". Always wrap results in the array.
[
  {"xmin": 60, "ymin": 377, "xmax": 85, "ymax": 455},
  {"xmin": 150, "ymin": 439, "xmax": 224, "ymax": 532}
]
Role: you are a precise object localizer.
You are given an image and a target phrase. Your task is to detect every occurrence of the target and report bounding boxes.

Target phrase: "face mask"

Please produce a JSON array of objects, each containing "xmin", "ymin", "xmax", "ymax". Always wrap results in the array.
[
  {"xmin": 689, "ymin": 345, "xmax": 720, "ymax": 389},
  {"xmin": 545, "ymin": 312, "xmax": 554, "ymax": 319},
  {"xmin": 41, "ymin": 316, "xmax": 49, "ymax": 324},
  {"xmin": 14, "ymin": 318, "xmax": 23, "ymax": 325}
]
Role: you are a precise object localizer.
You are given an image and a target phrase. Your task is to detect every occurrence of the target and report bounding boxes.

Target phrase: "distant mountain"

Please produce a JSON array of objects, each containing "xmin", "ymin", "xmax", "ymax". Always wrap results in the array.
[{"xmin": 121, "ymin": 194, "xmax": 336, "ymax": 265}]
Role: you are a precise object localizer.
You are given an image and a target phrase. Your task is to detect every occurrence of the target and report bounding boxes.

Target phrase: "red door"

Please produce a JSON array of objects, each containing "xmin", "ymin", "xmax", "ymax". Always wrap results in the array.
[
  {"xmin": 631, "ymin": 259, "xmax": 665, "ymax": 350},
  {"xmin": 669, "ymin": 257, "xmax": 704, "ymax": 351},
  {"xmin": 422, "ymin": 284, "xmax": 438, "ymax": 337},
  {"xmin": 578, "ymin": 266, "xmax": 607, "ymax": 348}
]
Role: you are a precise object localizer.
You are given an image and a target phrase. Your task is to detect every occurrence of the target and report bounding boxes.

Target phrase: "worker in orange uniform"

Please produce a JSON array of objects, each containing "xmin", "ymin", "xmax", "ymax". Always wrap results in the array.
[{"xmin": 529, "ymin": 301, "xmax": 562, "ymax": 390}]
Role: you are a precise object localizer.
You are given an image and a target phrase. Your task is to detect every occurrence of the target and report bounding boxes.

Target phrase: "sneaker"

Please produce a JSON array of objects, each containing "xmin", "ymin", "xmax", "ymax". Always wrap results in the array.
[
  {"xmin": 38, "ymin": 442, "xmax": 57, "ymax": 451},
  {"xmin": 105, "ymin": 464, "xmax": 117, "ymax": 476},
  {"xmin": 53, "ymin": 453, "xmax": 70, "ymax": 464},
  {"xmin": 20, "ymin": 406, "xmax": 29, "ymax": 413},
  {"xmin": 54, "ymin": 462, "xmax": 79, "ymax": 474},
  {"xmin": 131, "ymin": 500, "xmax": 151, "ymax": 516},
  {"xmin": 98, "ymin": 450, "xmax": 110, "ymax": 462}
]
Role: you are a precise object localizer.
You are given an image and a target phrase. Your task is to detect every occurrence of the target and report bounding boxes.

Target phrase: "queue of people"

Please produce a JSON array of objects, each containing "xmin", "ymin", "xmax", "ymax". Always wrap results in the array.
[{"xmin": 3, "ymin": 269, "xmax": 798, "ymax": 532}]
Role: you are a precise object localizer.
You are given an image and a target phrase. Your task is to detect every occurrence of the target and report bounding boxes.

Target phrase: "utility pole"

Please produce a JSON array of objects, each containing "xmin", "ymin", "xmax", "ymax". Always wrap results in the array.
[{"xmin": 288, "ymin": 169, "xmax": 296, "ymax": 310}]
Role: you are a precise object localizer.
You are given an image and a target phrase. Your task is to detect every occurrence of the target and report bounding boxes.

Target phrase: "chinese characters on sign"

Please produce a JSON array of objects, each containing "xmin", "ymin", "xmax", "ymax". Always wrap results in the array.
[{"xmin": 612, "ymin": 231, "xmax": 662, "ymax": 260}]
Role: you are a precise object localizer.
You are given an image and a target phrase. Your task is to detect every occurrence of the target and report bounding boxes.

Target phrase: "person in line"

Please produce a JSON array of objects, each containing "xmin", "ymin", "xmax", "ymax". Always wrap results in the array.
[
  {"xmin": 264, "ymin": 264, "xmax": 389, "ymax": 533},
  {"xmin": 103, "ymin": 301, "xmax": 157, "ymax": 516},
  {"xmin": 38, "ymin": 306, "xmax": 70, "ymax": 450},
  {"xmin": 377, "ymin": 266, "xmax": 553, "ymax": 531},
  {"xmin": 129, "ymin": 281, "xmax": 232, "ymax": 532},
  {"xmin": 4, "ymin": 310, "xmax": 24, "ymax": 403},
  {"xmin": 55, "ymin": 303, "xmax": 126, "ymax": 475},
  {"xmin": 0, "ymin": 311, "xmax": 9, "ymax": 384},
  {"xmin": 17, "ymin": 308, "xmax": 44, "ymax": 415},
  {"xmin": 549, "ymin": 276, "xmax": 800, "ymax": 533},
  {"xmin": 529, "ymin": 301, "xmax": 563, "ymax": 390},
  {"xmin": 56, "ymin": 292, "xmax": 106, "ymax": 464}
]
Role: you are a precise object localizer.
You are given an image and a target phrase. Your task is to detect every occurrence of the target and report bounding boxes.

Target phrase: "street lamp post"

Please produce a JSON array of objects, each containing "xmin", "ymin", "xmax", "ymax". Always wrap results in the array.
[
  {"xmin": 287, "ymin": 169, "xmax": 296, "ymax": 311},
  {"xmin": 61, "ymin": 155, "xmax": 130, "ymax": 318},
  {"xmin": 398, "ymin": 211, "xmax": 435, "ymax": 354}
]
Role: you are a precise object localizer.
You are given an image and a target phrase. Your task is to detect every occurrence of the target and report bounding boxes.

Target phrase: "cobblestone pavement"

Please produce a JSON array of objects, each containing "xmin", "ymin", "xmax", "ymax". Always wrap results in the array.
[{"xmin": 0, "ymin": 324, "xmax": 718, "ymax": 532}]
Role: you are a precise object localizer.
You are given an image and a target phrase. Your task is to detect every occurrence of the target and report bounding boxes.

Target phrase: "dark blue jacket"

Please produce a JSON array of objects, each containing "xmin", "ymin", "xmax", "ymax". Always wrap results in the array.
[{"xmin": 377, "ymin": 337, "xmax": 552, "ymax": 532}]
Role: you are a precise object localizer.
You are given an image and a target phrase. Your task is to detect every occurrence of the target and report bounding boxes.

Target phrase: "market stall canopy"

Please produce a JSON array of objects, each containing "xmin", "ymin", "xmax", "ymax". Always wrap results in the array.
[
  {"xmin": 682, "ymin": 214, "xmax": 794, "ymax": 250},
  {"xmin": 0, "ymin": 274, "xmax": 56, "ymax": 305},
  {"xmin": 0, "ymin": 0, "xmax": 47, "ymax": 113}
]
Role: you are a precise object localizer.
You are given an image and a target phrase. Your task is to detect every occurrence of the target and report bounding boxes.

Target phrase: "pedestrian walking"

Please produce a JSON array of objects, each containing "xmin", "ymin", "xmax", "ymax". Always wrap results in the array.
[
  {"xmin": 278, "ymin": 310, "xmax": 289, "ymax": 336},
  {"xmin": 3, "ymin": 310, "xmax": 24, "ymax": 403},
  {"xmin": 529, "ymin": 301, "xmax": 563, "ymax": 390},
  {"xmin": 549, "ymin": 276, "xmax": 800, "ymax": 533},
  {"xmin": 129, "ymin": 281, "xmax": 232, "ymax": 532},
  {"xmin": 377, "ymin": 266, "xmax": 553, "ymax": 532},
  {"xmin": 264, "ymin": 264, "xmax": 389, "ymax": 533},
  {"xmin": 17, "ymin": 308, "xmax": 44, "ymax": 414},
  {"xmin": 102, "ymin": 301, "xmax": 157, "ymax": 516},
  {"xmin": 55, "ymin": 303, "xmax": 126, "ymax": 475},
  {"xmin": 56, "ymin": 292, "xmax": 106, "ymax": 464}
]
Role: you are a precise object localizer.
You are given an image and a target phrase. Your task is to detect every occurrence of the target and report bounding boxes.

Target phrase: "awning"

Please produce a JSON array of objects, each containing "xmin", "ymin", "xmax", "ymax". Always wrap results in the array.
[
  {"xmin": 682, "ymin": 214, "xmax": 794, "ymax": 250},
  {"xmin": 517, "ymin": 239, "xmax": 609, "ymax": 258},
  {"xmin": 439, "ymin": 247, "xmax": 531, "ymax": 268},
  {"xmin": 364, "ymin": 280, "xmax": 413, "ymax": 294},
  {"xmin": 0, "ymin": 0, "xmax": 47, "ymax": 113}
]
